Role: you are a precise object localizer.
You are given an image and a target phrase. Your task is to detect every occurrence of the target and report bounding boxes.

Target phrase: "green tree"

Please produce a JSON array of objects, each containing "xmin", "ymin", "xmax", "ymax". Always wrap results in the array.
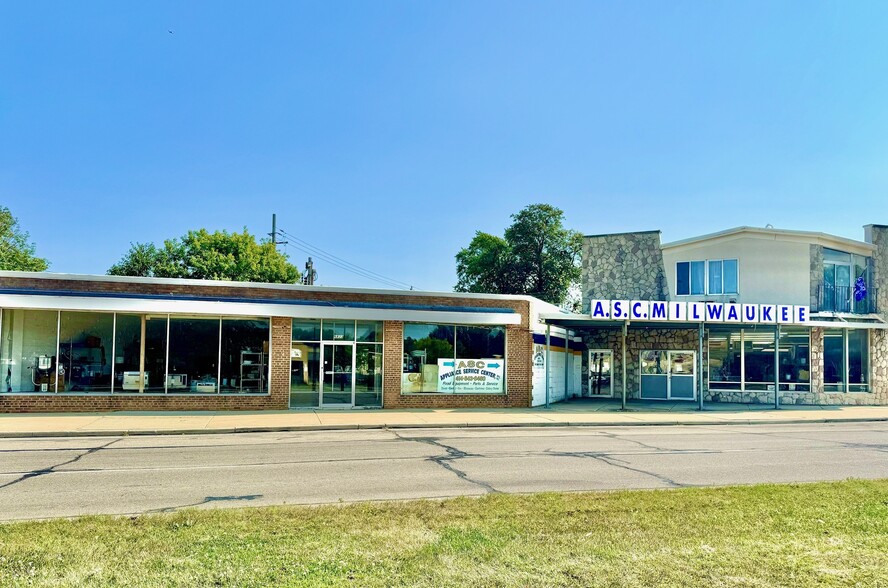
[
  {"xmin": 455, "ymin": 204, "xmax": 582, "ymax": 307},
  {"xmin": 0, "ymin": 206, "xmax": 49, "ymax": 271},
  {"xmin": 108, "ymin": 228, "xmax": 301, "ymax": 283}
]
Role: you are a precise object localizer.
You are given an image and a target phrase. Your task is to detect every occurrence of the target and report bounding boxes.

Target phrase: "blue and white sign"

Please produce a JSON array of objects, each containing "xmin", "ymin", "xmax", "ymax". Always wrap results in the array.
[
  {"xmin": 437, "ymin": 358, "xmax": 504, "ymax": 393},
  {"xmin": 588, "ymin": 300, "xmax": 809, "ymax": 324}
]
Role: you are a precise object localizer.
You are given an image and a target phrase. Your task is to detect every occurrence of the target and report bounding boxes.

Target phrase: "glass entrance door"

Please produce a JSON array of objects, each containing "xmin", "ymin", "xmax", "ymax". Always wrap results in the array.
[
  {"xmin": 321, "ymin": 343, "xmax": 354, "ymax": 406},
  {"xmin": 668, "ymin": 351, "xmax": 696, "ymax": 399},
  {"xmin": 639, "ymin": 350, "xmax": 696, "ymax": 400},
  {"xmin": 588, "ymin": 350, "xmax": 613, "ymax": 397}
]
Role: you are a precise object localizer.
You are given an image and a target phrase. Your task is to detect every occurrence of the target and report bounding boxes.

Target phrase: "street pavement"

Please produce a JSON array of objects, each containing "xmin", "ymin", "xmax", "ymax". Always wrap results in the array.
[{"xmin": 0, "ymin": 422, "xmax": 886, "ymax": 521}]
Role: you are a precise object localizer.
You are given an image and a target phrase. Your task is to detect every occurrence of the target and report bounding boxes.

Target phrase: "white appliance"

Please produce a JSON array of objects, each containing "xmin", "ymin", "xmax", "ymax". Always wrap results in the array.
[
  {"xmin": 122, "ymin": 371, "xmax": 148, "ymax": 391},
  {"xmin": 166, "ymin": 374, "xmax": 188, "ymax": 389}
]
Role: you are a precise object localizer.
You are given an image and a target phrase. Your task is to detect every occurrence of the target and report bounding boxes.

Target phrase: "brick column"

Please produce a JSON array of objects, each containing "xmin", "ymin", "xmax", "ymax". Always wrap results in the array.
[
  {"xmin": 382, "ymin": 321, "xmax": 404, "ymax": 408},
  {"xmin": 269, "ymin": 316, "xmax": 292, "ymax": 409}
]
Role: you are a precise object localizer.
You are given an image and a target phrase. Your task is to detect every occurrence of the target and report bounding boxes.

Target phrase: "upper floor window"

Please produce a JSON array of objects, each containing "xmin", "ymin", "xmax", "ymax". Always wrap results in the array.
[{"xmin": 676, "ymin": 259, "xmax": 738, "ymax": 296}]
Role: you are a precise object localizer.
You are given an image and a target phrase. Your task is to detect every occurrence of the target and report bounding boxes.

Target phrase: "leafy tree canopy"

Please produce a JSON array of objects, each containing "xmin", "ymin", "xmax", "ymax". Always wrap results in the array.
[
  {"xmin": 108, "ymin": 228, "xmax": 301, "ymax": 283},
  {"xmin": 455, "ymin": 204, "xmax": 582, "ymax": 307},
  {"xmin": 0, "ymin": 206, "xmax": 49, "ymax": 271}
]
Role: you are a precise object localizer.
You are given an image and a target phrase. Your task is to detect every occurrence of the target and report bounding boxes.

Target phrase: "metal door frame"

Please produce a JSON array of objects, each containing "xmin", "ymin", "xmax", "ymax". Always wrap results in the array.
[
  {"xmin": 587, "ymin": 349, "xmax": 614, "ymax": 397},
  {"xmin": 639, "ymin": 349, "xmax": 697, "ymax": 401},
  {"xmin": 320, "ymin": 341, "xmax": 356, "ymax": 407},
  {"xmin": 667, "ymin": 350, "xmax": 696, "ymax": 401}
]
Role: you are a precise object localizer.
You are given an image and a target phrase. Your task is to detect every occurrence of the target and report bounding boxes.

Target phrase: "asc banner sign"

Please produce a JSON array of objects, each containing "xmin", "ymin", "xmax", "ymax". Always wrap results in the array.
[
  {"xmin": 437, "ymin": 358, "xmax": 504, "ymax": 393},
  {"xmin": 588, "ymin": 299, "xmax": 809, "ymax": 324}
]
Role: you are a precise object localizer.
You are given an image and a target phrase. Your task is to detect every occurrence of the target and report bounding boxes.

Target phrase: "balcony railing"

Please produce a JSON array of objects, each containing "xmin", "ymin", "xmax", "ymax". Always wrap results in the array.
[{"xmin": 816, "ymin": 284, "xmax": 878, "ymax": 314}]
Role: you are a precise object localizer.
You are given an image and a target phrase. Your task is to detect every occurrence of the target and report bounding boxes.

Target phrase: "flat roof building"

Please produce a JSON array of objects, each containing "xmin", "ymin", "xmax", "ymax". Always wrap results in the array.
[{"xmin": 1, "ymin": 222, "xmax": 886, "ymax": 413}]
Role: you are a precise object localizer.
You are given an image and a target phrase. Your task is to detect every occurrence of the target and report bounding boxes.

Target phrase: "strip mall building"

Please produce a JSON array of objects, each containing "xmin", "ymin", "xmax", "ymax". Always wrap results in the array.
[{"xmin": 0, "ymin": 223, "xmax": 886, "ymax": 413}]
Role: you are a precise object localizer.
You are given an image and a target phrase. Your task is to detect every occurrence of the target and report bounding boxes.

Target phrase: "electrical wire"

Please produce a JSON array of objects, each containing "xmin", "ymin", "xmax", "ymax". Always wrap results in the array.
[{"xmin": 277, "ymin": 228, "xmax": 414, "ymax": 290}]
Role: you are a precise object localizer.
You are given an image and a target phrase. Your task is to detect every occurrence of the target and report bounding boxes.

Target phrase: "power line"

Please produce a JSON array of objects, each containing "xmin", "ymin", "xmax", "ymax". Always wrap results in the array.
[
  {"xmin": 278, "ymin": 229, "xmax": 414, "ymax": 289},
  {"xmin": 277, "ymin": 228, "xmax": 414, "ymax": 290},
  {"xmin": 282, "ymin": 240, "xmax": 410, "ymax": 290}
]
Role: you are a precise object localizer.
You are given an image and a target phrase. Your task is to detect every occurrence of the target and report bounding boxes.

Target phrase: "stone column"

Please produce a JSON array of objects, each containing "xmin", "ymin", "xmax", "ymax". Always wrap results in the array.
[{"xmin": 809, "ymin": 326, "xmax": 824, "ymax": 401}]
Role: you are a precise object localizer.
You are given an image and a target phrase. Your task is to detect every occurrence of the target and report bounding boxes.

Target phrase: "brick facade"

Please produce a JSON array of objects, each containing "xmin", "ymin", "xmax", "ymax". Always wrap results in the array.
[
  {"xmin": 381, "ymin": 321, "xmax": 533, "ymax": 409},
  {"xmin": 0, "ymin": 276, "xmax": 535, "ymax": 412}
]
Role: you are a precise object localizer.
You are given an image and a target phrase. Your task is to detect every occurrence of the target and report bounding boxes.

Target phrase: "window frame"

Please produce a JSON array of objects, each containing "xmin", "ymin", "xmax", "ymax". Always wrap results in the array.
[
  {"xmin": 676, "ymin": 258, "xmax": 739, "ymax": 296},
  {"xmin": 0, "ymin": 309, "xmax": 272, "ymax": 396},
  {"xmin": 400, "ymin": 322, "xmax": 508, "ymax": 396}
]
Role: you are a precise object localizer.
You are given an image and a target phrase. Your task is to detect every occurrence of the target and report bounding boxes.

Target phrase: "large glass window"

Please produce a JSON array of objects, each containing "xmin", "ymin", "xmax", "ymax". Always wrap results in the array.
[
  {"xmin": 848, "ymin": 329, "xmax": 869, "ymax": 391},
  {"xmin": 707, "ymin": 329, "xmax": 741, "ymax": 389},
  {"xmin": 0, "ymin": 309, "xmax": 59, "ymax": 393},
  {"xmin": 402, "ymin": 323, "xmax": 505, "ymax": 394},
  {"xmin": 0, "ymin": 311, "xmax": 272, "ymax": 395},
  {"xmin": 823, "ymin": 328, "xmax": 869, "ymax": 393},
  {"xmin": 743, "ymin": 329, "xmax": 775, "ymax": 391},
  {"xmin": 708, "ymin": 327, "xmax": 810, "ymax": 392},
  {"xmin": 113, "ymin": 314, "xmax": 143, "ymax": 392},
  {"xmin": 167, "ymin": 317, "xmax": 219, "ymax": 393},
  {"xmin": 823, "ymin": 329, "xmax": 845, "ymax": 391},
  {"xmin": 143, "ymin": 315, "xmax": 168, "ymax": 393},
  {"xmin": 58, "ymin": 312, "xmax": 113, "ymax": 393},
  {"xmin": 355, "ymin": 343, "xmax": 382, "ymax": 406},
  {"xmin": 778, "ymin": 327, "xmax": 810, "ymax": 392},
  {"xmin": 220, "ymin": 318, "xmax": 269, "ymax": 393},
  {"xmin": 290, "ymin": 342, "xmax": 320, "ymax": 407}
]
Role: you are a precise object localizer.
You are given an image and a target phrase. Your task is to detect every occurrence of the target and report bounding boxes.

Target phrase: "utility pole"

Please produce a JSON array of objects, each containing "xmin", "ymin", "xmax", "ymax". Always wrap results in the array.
[
  {"xmin": 303, "ymin": 257, "xmax": 317, "ymax": 285},
  {"xmin": 269, "ymin": 214, "xmax": 287, "ymax": 248}
]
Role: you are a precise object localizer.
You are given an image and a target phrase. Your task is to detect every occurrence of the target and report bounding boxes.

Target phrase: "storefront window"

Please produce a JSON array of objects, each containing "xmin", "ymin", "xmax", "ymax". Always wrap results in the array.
[
  {"xmin": 823, "ymin": 329, "xmax": 845, "ymax": 392},
  {"xmin": 323, "ymin": 320, "xmax": 355, "ymax": 342},
  {"xmin": 355, "ymin": 343, "xmax": 383, "ymax": 406},
  {"xmin": 778, "ymin": 328, "xmax": 810, "ymax": 392},
  {"xmin": 848, "ymin": 329, "xmax": 869, "ymax": 392},
  {"xmin": 708, "ymin": 327, "xmax": 810, "ymax": 393},
  {"xmin": 1, "ymin": 311, "xmax": 272, "ymax": 396},
  {"xmin": 220, "ymin": 318, "xmax": 269, "ymax": 393},
  {"xmin": 708, "ymin": 329, "xmax": 741, "ymax": 389},
  {"xmin": 290, "ymin": 342, "xmax": 320, "ymax": 407},
  {"xmin": 743, "ymin": 329, "xmax": 775, "ymax": 391},
  {"xmin": 402, "ymin": 323, "xmax": 505, "ymax": 394},
  {"xmin": 113, "ymin": 314, "xmax": 143, "ymax": 392},
  {"xmin": 58, "ymin": 312, "xmax": 113, "ymax": 393},
  {"xmin": 292, "ymin": 319, "xmax": 321, "ymax": 342},
  {"xmin": 0, "ymin": 309, "xmax": 59, "ymax": 393}
]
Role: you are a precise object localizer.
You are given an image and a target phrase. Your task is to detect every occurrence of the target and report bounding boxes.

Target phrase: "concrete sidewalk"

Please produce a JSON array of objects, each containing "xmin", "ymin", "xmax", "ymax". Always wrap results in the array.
[{"xmin": 2, "ymin": 399, "xmax": 888, "ymax": 437}]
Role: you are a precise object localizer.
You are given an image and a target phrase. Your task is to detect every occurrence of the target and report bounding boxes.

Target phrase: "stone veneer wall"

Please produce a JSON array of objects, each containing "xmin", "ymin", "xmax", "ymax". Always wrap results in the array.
[
  {"xmin": 581, "ymin": 231, "xmax": 668, "ymax": 312},
  {"xmin": 809, "ymin": 244, "xmax": 824, "ymax": 310},
  {"xmin": 582, "ymin": 328, "xmax": 700, "ymax": 399},
  {"xmin": 865, "ymin": 224, "xmax": 888, "ymax": 318},
  {"xmin": 580, "ymin": 325, "xmax": 888, "ymax": 405}
]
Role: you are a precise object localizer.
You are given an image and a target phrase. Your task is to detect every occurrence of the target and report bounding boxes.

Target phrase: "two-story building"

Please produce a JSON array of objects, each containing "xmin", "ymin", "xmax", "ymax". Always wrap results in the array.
[{"xmin": 540, "ymin": 224, "xmax": 888, "ymax": 406}]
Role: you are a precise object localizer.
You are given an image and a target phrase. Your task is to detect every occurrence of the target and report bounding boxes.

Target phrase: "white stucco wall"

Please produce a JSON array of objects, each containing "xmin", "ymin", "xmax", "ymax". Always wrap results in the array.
[{"xmin": 662, "ymin": 235, "xmax": 811, "ymax": 305}]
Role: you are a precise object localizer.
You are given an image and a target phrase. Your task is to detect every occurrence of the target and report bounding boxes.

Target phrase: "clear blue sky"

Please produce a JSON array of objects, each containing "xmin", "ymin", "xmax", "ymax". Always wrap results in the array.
[{"xmin": 2, "ymin": 1, "xmax": 887, "ymax": 291}]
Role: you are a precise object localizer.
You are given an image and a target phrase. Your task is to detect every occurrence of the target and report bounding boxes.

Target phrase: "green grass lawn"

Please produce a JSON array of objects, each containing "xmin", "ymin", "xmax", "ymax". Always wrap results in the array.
[{"xmin": 1, "ymin": 480, "xmax": 887, "ymax": 587}]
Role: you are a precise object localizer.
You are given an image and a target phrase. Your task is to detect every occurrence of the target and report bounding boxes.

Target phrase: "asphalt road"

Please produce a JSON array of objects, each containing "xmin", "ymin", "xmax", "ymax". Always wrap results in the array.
[{"xmin": 1, "ymin": 422, "xmax": 887, "ymax": 521}]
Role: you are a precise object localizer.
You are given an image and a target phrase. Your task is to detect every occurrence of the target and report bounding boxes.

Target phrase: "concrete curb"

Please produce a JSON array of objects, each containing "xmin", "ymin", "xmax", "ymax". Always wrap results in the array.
[{"xmin": 1, "ymin": 416, "xmax": 887, "ymax": 438}]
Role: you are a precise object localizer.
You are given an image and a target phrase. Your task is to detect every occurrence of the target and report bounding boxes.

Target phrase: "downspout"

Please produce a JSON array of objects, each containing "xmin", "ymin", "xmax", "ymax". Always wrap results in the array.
[
  {"xmin": 564, "ymin": 333, "xmax": 570, "ymax": 400},
  {"xmin": 621, "ymin": 320, "xmax": 628, "ymax": 411},
  {"xmin": 774, "ymin": 323, "xmax": 781, "ymax": 409},
  {"xmin": 545, "ymin": 324, "xmax": 551, "ymax": 408},
  {"xmin": 698, "ymin": 322, "xmax": 704, "ymax": 411}
]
